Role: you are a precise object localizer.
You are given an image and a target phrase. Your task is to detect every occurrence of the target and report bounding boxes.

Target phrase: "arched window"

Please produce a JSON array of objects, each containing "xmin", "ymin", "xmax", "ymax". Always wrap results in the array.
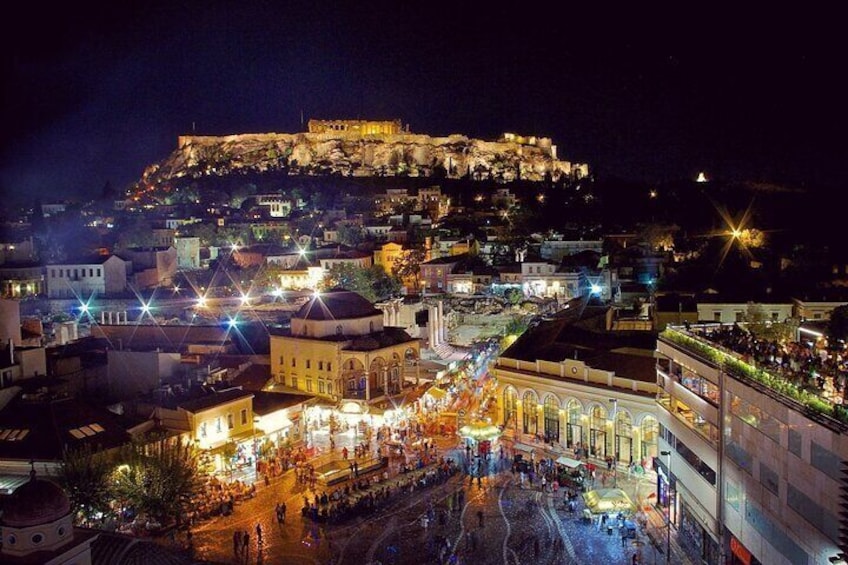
[
  {"xmin": 544, "ymin": 396, "xmax": 560, "ymax": 443},
  {"xmin": 522, "ymin": 391, "xmax": 538, "ymax": 435},
  {"xmin": 641, "ymin": 416, "xmax": 659, "ymax": 462},
  {"xmin": 589, "ymin": 405, "xmax": 607, "ymax": 458},
  {"xmin": 615, "ymin": 411, "xmax": 633, "ymax": 463},
  {"xmin": 566, "ymin": 399, "xmax": 582, "ymax": 448},
  {"xmin": 503, "ymin": 387, "xmax": 518, "ymax": 428}
]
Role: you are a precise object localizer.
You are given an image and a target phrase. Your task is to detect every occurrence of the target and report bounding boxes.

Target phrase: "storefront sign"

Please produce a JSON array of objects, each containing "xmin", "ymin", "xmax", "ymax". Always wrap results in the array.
[{"xmin": 730, "ymin": 536, "xmax": 752, "ymax": 565}]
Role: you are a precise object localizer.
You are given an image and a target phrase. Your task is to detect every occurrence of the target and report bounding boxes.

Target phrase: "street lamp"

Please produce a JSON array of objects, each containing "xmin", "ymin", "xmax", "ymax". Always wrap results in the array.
[
  {"xmin": 660, "ymin": 449, "xmax": 672, "ymax": 564},
  {"xmin": 609, "ymin": 399, "xmax": 617, "ymax": 487}
]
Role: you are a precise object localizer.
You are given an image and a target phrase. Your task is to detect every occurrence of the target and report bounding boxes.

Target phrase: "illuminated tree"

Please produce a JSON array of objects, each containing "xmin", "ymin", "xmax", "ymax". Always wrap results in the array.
[
  {"xmin": 57, "ymin": 444, "xmax": 115, "ymax": 524},
  {"xmin": 322, "ymin": 264, "xmax": 401, "ymax": 302},
  {"xmin": 828, "ymin": 305, "xmax": 848, "ymax": 347},
  {"xmin": 391, "ymin": 247, "xmax": 427, "ymax": 290},
  {"xmin": 113, "ymin": 436, "xmax": 202, "ymax": 526}
]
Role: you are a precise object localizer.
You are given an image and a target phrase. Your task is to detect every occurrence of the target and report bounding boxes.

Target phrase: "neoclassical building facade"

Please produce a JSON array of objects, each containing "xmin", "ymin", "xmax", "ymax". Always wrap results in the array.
[
  {"xmin": 493, "ymin": 302, "xmax": 660, "ymax": 466},
  {"xmin": 270, "ymin": 289, "xmax": 419, "ymax": 403}
]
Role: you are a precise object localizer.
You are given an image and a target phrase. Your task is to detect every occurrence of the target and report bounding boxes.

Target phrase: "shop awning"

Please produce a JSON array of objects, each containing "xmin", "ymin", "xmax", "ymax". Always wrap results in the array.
[
  {"xmin": 582, "ymin": 488, "xmax": 636, "ymax": 514},
  {"xmin": 424, "ymin": 386, "xmax": 447, "ymax": 399},
  {"xmin": 555, "ymin": 456, "xmax": 584, "ymax": 468},
  {"xmin": 513, "ymin": 443, "xmax": 536, "ymax": 453}
]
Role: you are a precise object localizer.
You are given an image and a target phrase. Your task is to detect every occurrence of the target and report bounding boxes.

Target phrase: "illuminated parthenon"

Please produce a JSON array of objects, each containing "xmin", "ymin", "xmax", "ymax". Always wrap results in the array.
[{"xmin": 307, "ymin": 119, "xmax": 404, "ymax": 135}]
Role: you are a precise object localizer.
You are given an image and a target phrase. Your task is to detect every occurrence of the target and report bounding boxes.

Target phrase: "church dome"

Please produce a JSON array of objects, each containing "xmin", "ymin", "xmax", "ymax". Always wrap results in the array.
[{"xmin": 1, "ymin": 477, "xmax": 71, "ymax": 528}]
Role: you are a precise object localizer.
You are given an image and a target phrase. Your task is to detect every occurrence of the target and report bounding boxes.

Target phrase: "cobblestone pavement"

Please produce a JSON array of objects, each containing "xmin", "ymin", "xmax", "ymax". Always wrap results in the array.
[{"xmin": 178, "ymin": 438, "xmax": 693, "ymax": 565}]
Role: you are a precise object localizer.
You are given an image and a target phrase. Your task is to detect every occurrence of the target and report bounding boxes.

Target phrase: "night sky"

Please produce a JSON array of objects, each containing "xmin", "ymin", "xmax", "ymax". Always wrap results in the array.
[{"xmin": 2, "ymin": 2, "xmax": 845, "ymax": 207}]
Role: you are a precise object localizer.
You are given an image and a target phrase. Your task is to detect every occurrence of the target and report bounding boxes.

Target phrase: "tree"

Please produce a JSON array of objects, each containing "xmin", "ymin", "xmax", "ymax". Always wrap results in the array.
[
  {"xmin": 57, "ymin": 444, "xmax": 114, "ymax": 524},
  {"xmin": 828, "ymin": 305, "xmax": 848, "ymax": 347},
  {"xmin": 391, "ymin": 247, "xmax": 427, "ymax": 290},
  {"xmin": 112, "ymin": 436, "xmax": 202, "ymax": 526},
  {"xmin": 322, "ymin": 264, "xmax": 401, "ymax": 302}
]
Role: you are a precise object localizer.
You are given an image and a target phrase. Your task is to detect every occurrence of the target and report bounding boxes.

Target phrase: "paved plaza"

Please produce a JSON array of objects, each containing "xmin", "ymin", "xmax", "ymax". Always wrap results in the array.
[{"xmin": 166, "ymin": 435, "xmax": 692, "ymax": 565}]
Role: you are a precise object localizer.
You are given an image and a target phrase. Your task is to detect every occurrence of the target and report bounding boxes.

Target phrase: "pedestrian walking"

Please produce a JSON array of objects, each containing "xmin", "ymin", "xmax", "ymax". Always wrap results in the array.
[
  {"xmin": 233, "ymin": 530, "xmax": 240, "ymax": 556},
  {"xmin": 242, "ymin": 531, "xmax": 250, "ymax": 558},
  {"xmin": 256, "ymin": 523, "xmax": 263, "ymax": 544}
]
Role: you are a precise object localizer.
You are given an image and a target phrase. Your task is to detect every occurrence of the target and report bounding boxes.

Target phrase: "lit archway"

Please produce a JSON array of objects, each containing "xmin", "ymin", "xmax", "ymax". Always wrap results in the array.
[
  {"xmin": 589, "ymin": 405, "xmax": 608, "ymax": 458},
  {"xmin": 640, "ymin": 415, "xmax": 659, "ymax": 462},
  {"xmin": 614, "ymin": 410, "xmax": 633, "ymax": 463},
  {"xmin": 543, "ymin": 395, "xmax": 560, "ymax": 443},
  {"xmin": 503, "ymin": 387, "xmax": 519, "ymax": 429},
  {"xmin": 566, "ymin": 399, "xmax": 583, "ymax": 448},
  {"xmin": 522, "ymin": 390, "xmax": 538, "ymax": 436}
]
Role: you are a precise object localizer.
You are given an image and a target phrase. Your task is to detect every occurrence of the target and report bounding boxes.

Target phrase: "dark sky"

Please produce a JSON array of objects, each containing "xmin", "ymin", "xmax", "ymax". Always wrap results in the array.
[{"xmin": 2, "ymin": 2, "xmax": 845, "ymax": 207}]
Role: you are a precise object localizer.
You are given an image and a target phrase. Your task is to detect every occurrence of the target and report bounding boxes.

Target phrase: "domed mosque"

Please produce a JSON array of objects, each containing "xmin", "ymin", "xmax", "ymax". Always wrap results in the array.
[{"xmin": 0, "ymin": 469, "xmax": 190, "ymax": 564}]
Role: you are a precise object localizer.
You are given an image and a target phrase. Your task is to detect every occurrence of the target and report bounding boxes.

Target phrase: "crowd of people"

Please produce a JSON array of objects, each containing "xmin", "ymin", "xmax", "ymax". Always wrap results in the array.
[
  {"xmin": 301, "ymin": 457, "xmax": 459, "ymax": 523},
  {"xmin": 183, "ymin": 476, "xmax": 256, "ymax": 525},
  {"xmin": 696, "ymin": 323, "xmax": 848, "ymax": 401}
]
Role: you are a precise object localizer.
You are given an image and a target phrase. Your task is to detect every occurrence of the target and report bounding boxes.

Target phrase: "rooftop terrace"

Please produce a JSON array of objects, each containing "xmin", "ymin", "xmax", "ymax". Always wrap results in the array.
[{"xmin": 660, "ymin": 324, "xmax": 848, "ymax": 429}]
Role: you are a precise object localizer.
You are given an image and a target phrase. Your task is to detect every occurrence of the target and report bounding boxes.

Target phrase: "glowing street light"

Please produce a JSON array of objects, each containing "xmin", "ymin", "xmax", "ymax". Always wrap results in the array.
[
  {"xmin": 196, "ymin": 296, "xmax": 207, "ymax": 308},
  {"xmin": 140, "ymin": 302, "xmax": 151, "ymax": 315},
  {"xmin": 591, "ymin": 284, "xmax": 603, "ymax": 295},
  {"xmin": 240, "ymin": 293, "xmax": 250, "ymax": 305}
]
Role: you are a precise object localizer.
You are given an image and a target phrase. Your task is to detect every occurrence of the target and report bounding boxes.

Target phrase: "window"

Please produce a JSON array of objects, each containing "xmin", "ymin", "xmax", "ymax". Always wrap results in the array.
[
  {"xmin": 713, "ymin": 312, "xmax": 721, "ymax": 322},
  {"xmin": 240, "ymin": 409, "xmax": 247, "ymax": 425},
  {"xmin": 811, "ymin": 441, "xmax": 841, "ymax": 476},
  {"xmin": 336, "ymin": 325, "xmax": 343, "ymax": 335},
  {"xmin": 306, "ymin": 380, "xmax": 313, "ymax": 392},
  {"xmin": 227, "ymin": 413, "xmax": 234, "ymax": 429},
  {"xmin": 319, "ymin": 381, "xmax": 325, "ymax": 394},
  {"xmin": 31, "ymin": 533, "xmax": 44, "ymax": 545},
  {"xmin": 291, "ymin": 358, "xmax": 296, "ymax": 367},
  {"xmin": 89, "ymin": 268, "xmax": 94, "ymax": 277},
  {"xmin": 96, "ymin": 268, "xmax": 101, "ymax": 277},
  {"xmin": 215, "ymin": 417, "xmax": 222, "ymax": 433},
  {"xmin": 319, "ymin": 361, "xmax": 323, "ymax": 370},
  {"xmin": 735, "ymin": 311, "xmax": 744, "ymax": 322},
  {"xmin": 328, "ymin": 382, "xmax": 333, "ymax": 394},
  {"xmin": 306, "ymin": 360, "xmax": 311, "ymax": 369},
  {"xmin": 327, "ymin": 362, "xmax": 332, "ymax": 372},
  {"xmin": 788, "ymin": 428, "xmax": 802, "ymax": 457},
  {"xmin": 51, "ymin": 269, "xmax": 56, "ymax": 278},
  {"xmin": 291, "ymin": 376, "xmax": 298, "ymax": 389},
  {"xmin": 200, "ymin": 422, "xmax": 207, "ymax": 438},
  {"xmin": 760, "ymin": 461, "xmax": 779, "ymax": 495},
  {"xmin": 279, "ymin": 356, "xmax": 284, "ymax": 365}
]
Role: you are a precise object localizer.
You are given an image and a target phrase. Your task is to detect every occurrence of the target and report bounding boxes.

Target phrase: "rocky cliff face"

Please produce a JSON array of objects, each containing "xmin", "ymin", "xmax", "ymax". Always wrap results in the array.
[{"xmin": 140, "ymin": 132, "xmax": 589, "ymax": 187}]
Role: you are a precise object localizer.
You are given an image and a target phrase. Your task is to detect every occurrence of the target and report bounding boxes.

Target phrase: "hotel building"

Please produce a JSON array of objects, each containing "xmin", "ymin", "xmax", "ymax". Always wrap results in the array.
[{"xmin": 656, "ymin": 324, "xmax": 848, "ymax": 565}]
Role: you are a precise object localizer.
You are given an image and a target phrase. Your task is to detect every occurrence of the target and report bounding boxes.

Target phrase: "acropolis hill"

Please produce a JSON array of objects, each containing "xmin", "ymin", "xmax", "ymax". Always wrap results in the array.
[{"xmin": 139, "ymin": 119, "xmax": 589, "ymax": 186}]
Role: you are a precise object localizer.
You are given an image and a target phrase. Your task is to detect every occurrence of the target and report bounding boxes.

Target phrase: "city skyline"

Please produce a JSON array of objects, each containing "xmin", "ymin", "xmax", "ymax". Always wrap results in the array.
[{"xmin": 2, "ymin": 2, "xmax": 846, "ymax": 207}]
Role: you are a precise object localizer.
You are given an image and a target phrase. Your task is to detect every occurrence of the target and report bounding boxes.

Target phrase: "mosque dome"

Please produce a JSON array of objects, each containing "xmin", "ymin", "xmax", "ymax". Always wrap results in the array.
[{"xmin": 1, "ymin": 476, "xmax": 72, "ymax": 528}]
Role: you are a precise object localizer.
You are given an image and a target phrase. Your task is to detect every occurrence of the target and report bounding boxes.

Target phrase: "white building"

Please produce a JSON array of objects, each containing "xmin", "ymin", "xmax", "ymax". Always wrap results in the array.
[{"xmin": 46, "ymin": 255, "xmax": 128, "ymax": 298}]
